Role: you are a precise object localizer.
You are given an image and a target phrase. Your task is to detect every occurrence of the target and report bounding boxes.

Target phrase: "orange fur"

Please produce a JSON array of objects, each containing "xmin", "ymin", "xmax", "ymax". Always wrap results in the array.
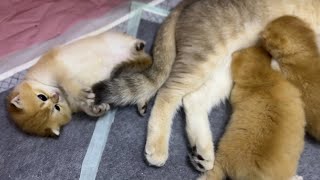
[
  {"xmin": 201, "ymin": 47, "xmax": 305, "ymax": 180},
  {"xmin": 7, "ymin": 81, "xmax": 71, "ymax": 137},
  {"xmin": 7, "ymin": 32, "xmax": 151, "ymax": 137},
  {"xmin": 262, "ymin": 16, "xmax": 320, "ymax": 141}
]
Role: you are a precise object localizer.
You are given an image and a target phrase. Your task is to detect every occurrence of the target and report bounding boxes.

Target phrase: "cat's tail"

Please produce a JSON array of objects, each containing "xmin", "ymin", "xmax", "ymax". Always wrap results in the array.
[
  {"xmin": 92, "ymin": 0, "xmax": 196, "ymax": 106},
  {"xmin": 110, "ymin": 53, "xmax": 153, "ymax": 78}
]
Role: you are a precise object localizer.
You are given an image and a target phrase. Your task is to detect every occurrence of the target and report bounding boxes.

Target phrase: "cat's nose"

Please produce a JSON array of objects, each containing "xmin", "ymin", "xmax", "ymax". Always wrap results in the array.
[{"xmin": 51, "ymin": 93, "xmax": 59, "ymax": 103}]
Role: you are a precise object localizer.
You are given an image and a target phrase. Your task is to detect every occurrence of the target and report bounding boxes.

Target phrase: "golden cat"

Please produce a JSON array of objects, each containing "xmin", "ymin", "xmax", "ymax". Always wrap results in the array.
[
  {"xmin": 200, "ymin": 47, "xmax": 305, "ymax": 180},
  {"xmin": 262, "ymin": 16, "xmax": 320, "ymax": 141},
  {"xmin": 7, "ymin": 31, "xmax": 151, "ymax": 137}
]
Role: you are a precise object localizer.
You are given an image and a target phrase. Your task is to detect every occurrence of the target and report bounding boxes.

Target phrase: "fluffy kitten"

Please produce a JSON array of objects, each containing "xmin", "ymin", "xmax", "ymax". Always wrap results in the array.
[
  {"xmin": 199, "ymin": 46, "xmax": 305, "ymax": 180},
  {"xmin": 7, "ymin": 31, "xmax": 151, "ymax": 137},
  {"xmin": 261, "ymin": 16, "xmax": 320, "ymax": 141},
  {"xmin": 91, "ymin": 0, "xmax": 320, "ymax": 169}
]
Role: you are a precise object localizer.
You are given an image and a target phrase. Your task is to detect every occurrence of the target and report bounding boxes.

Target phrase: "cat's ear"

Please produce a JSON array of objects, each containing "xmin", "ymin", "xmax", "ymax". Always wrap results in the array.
[{"xmin": 10, "ymin": 95, "xmax": 23, "ymax": 109}]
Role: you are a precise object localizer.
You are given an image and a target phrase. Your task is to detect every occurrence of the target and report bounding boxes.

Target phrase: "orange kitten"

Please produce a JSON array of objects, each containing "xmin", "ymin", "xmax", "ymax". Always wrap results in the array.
[
  {"xmin": 200, "ymin": 47, "xmax": 305, "ymax": 180},
  {"xmin": 262, "ymin": 16, "xmax": 320, "ymax": 141},
  {"xmin": 8, "ymin": 31, "xmax": 151, "ymax": 137}
]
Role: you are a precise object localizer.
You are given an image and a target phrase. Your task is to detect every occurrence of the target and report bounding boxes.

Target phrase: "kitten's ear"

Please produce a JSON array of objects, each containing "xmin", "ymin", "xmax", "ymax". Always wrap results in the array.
[{"xmin": 10, "ymin": 95, "xmax": 23, "ymax": 109}]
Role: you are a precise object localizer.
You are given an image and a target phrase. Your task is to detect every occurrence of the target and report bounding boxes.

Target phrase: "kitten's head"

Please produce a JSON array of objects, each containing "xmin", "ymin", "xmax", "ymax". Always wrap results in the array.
[
  {"xmin": 231, "ymin": 46, "xmax": 272, "ymax": 83},
  {"xmin": 7, "ymin": 81, "xmax": 72, "ymax": 137},
  {"xmin": 261, "ymin": 16, "xmax": 317, "ymax": 59}
]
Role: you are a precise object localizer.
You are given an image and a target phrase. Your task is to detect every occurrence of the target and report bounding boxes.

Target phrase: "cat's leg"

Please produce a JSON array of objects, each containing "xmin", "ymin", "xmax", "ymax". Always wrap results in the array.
[
  {"xmin": 144, "ymin": 86, "xmax": 183, "ymax": 166},
  {"xmin": 145, "ymin": 51, "xmax": 230, "ymax": 166},
  {"xmin": 183, "ymin": 64, "xmax": 232, "ymax": 172}
]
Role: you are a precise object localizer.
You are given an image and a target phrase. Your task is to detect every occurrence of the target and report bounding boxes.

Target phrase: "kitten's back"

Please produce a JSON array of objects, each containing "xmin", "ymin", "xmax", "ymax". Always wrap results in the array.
[{"xmin": 205, "ymin": 47, "xmax": 305, "ymax": 179}]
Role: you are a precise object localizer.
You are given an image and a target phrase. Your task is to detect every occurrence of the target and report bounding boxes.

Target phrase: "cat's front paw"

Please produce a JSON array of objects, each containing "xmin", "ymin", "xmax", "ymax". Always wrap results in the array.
[
  {"xmin": 79, "ymin": 87, "xmax": 95, "ymax": 105},
  {"xmin": 189, "ymin": 145, "xmax": 214, "ymax": 172},
  {"xmin": 145, "ymin": 136, "xmax": 168, "ymax": 167},
  {"xmin": 80, "ymin": 102, "xmax": 110, "ymax": 117},
  {"xmin": 79, "ymin": 88, "xmax": 110, "ymax": 117}
]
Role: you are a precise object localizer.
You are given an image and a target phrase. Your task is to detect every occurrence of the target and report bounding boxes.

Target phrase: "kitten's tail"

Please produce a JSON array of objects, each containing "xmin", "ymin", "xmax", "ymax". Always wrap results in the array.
[{"xmin": 92, "ymin": 0, "xmax": 196, "ymax": 106}]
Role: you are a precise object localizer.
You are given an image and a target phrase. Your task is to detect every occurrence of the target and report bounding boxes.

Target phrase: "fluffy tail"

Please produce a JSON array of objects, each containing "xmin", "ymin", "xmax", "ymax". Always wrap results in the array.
[
  {"xmin": 92, "ymin": 0, "xmax": 196, "ymax": 106},
  {"xmin": 110, "ymin": 53, "xmax": 153, "ymax": 78}
]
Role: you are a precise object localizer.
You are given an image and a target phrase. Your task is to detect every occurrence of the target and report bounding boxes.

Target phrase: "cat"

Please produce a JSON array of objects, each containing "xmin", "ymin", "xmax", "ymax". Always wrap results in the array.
[
  {"xmin": 261, "ymin": 15, "xmax": 320, "ymax": 141},
  {"xmin": 198, "ymin": 46, "xmax": 305, "ymax": 180},
  {"xmin": 7, "ymin": 31, "xmax": 152, "ymax": 137},
  {"xmin": 91, "ymin": 0, "xmax": 320, "ymax": 170}
]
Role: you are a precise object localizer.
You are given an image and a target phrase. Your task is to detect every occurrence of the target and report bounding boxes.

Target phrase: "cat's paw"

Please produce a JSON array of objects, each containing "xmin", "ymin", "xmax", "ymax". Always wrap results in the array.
[
  {"xmin": 189, "ymin": 146, "xmax": 214, "ymax": 172},
  {"xmin": 135, "ymin": 40, "xmax": 145, "ymax": 51},
  {"xmin": 80, "ymin": 102, "xmax": 110, "ymax": 117},
  {"xmin": 145, "ymin": 136, "xmax": 168, "ymax": 167},
  {"xmin": 79, "ymin": 87, "xmax": 95, "ymax": 105},
  {"xmin": 92, "ymin": 103, "xmax": 110, "ymax": 116},
  {"xmin": 137, "ymin": 102, "xmax": 148, "ymax": 116}
]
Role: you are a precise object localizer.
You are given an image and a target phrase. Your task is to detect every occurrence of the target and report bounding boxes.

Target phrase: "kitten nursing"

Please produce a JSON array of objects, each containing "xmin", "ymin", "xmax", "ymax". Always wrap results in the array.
[
  {"xmin": 7, "ymin": 31, "xmax": 151, "ymax": 137},
  {"xmin": 200, "ymin": 47, "xmax": 305, "ymax": 180},
  {"xmin": 262, "ymin": 16, "xmax": 320, "ymax": 141}
]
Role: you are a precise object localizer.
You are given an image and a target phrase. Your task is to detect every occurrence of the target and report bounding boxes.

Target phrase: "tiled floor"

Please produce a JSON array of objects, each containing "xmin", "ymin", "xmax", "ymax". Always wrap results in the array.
[{"xmin": 0, "ymin": 0, "xmax": 180, "ymax": 93}]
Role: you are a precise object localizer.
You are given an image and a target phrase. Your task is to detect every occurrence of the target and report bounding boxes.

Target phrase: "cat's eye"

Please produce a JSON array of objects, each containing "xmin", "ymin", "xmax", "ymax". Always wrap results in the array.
[
  {"xmin": 37, "ymin": 94, "xmax": 48, "ymax": 101},
  {"xmin": 54, "ymin": 105, "xmax": 60, "ymax": 111}
]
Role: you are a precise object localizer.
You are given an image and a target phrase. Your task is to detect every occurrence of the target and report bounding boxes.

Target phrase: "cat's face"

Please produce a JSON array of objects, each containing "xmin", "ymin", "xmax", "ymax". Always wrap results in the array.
[{"xmin": 7, "ymin": 81, "xmax": 72, "ymax": 137}]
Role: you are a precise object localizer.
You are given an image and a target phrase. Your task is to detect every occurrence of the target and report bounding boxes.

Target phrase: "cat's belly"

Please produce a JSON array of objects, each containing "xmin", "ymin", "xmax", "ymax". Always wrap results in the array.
[{"xmin": 65, "ymin": 58, "xmax": 113, "ymax": 87}]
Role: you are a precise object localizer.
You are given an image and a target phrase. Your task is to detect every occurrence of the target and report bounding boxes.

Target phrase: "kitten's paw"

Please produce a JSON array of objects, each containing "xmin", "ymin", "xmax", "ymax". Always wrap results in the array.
[
  {"xmin": 80, "ymin": 88, "xmax": 95, "ymax": 105},
  {"xmin": 92, "ymin": 103, "xmax": 110, "ymax": 115},
  {"xmin": 189, "ymin": 146, "xmax": 214, "ymax": 172},
  {"xmin": 137, "ymin": 102, "xmax": 148, "ymax": 116},
  {"xmin": 135, "ymin": 40, "xmax": 145, "ymax": 51},
  {"xmin": 291, "ymin": 175, "xmax": 303, "ymax": 180},
  {"xmin": 81, "ymin": 102, "xmax": 110, "ymax": 117},
  {"xmin": 145, "ymin": 137, "xmax": 168, "ymax": 167}
]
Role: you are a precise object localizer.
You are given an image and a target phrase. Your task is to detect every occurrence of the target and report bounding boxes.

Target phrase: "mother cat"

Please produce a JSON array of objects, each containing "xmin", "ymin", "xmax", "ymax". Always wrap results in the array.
[{"xmin": 92, "ymin": 0, "xmax": 320, "ymax": 171}]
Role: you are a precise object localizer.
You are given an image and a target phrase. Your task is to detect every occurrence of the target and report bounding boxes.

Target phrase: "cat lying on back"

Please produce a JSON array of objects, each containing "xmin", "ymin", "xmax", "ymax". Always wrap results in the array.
[
  {"xmin": 7, "ymin": 31, "xmax": 152, "ymax": 137},
  {"xmin": 262, "ymin": 16, "xmax": 320, "ymax": 141},
  {"xmin": 200, "ymin": 47, "xmax": 305, "ymax": 180}
]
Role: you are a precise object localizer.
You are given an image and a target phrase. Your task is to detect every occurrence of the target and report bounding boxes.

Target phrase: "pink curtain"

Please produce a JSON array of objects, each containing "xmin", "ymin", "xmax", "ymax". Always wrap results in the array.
[{"xmin": 0, "ymin": 0, "xmax": 127, "ymax": 58}]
